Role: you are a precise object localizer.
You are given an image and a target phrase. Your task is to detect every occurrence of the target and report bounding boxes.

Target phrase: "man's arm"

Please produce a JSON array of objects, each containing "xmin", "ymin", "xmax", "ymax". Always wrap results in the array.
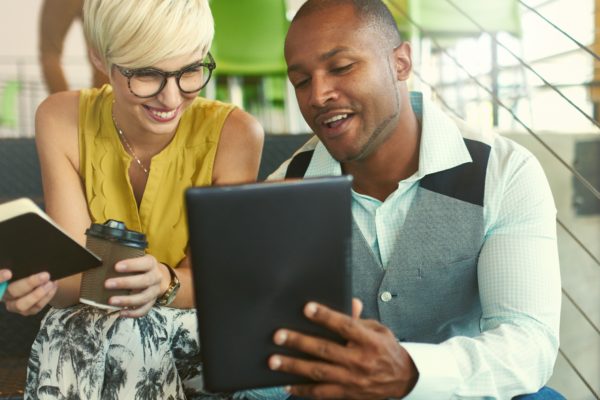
[{"xmin": 403, "ymin": 153, "xmax": 560, "ymax": 399}]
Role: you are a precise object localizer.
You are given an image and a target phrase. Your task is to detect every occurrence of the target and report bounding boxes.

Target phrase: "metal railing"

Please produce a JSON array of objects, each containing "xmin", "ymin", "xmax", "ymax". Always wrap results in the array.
[{"xmin": 388, "ymin": 0, "xmax": 600, "ymax": 398}]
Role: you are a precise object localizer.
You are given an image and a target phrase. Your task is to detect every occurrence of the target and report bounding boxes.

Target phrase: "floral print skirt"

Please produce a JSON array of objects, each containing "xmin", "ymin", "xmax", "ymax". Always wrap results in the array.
[{"xmin": 25, "ymin": 304, "xmax": 230, "ymax": 400}]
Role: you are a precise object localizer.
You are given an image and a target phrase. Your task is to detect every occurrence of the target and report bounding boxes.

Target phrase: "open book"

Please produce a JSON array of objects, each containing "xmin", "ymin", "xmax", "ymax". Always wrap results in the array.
[{"xmin": 0, "ymin": 198, "xmax": 102, "ymax": 281}]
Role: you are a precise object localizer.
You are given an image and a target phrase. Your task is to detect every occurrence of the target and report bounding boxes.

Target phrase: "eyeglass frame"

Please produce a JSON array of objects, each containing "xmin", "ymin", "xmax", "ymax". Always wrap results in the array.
[{"xmin": 114, "ymin": 52, "xmax": 216, "ymax": 98}]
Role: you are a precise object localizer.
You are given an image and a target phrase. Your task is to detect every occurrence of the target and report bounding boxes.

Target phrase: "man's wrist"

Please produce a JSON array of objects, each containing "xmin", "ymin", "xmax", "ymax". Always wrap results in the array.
[
  {"xmin": 401, "ymin": 342, "xmax": 461, "ymax": 400},
  {"xmin": 405, "ymin": 353, "xmax": 419, "ymax": 395}
]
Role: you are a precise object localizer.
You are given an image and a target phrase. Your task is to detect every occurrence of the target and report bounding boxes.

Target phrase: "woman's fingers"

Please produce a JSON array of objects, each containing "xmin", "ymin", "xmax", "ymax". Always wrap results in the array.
[
  {"xmin": 105, "ymin": 255, "xmax": 162, "ymax": 291},
  {"xmin": 0, "ymin": 269, "xmax": 12, "ymax": 282},
  {"xmin": 109, "ymin": 286, "xmax": 159, "ymax": 309},
  {"xmin": 6, "ymin": 272, "xmax": 51, "ymax": 299},
  {"xmin": 4, "ymin": 280, "xmax": 57, "ymax": 316},
  {"xmin": 120, "ymin": 300, "xmax": 154, "ymax": 318},
  {"xmin": 101, "ymin": 255, "xmax": 168, "ymax": 318}
]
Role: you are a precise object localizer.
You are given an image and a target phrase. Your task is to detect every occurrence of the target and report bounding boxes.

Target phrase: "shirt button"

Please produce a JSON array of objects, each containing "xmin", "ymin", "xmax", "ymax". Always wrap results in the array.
[{"xmin": 380, "ymin": 291, "xmax": 392, "ymax": 302}]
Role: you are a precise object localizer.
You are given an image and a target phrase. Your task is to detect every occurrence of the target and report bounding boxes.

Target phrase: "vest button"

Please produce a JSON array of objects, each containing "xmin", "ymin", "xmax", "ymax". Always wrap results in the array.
[{"xmin": 380, "ymin": 291, "xmax": 392, "ymax": 302}]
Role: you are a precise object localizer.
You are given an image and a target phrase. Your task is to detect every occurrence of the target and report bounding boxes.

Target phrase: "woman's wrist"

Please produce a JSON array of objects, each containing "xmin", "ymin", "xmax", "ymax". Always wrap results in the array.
[
  {"xmin": 158, "ymin": 262, "xmax": 171, "ymax": 297},
  {"xmin": 155, "ymin": 263, "xmax": 181, "ymax": 306}
]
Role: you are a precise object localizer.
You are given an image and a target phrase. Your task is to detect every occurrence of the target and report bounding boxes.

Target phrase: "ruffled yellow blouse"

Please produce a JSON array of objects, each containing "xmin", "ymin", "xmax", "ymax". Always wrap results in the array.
[{"xmin": 78, "ymin": 85, "xmax": 235, "ymax": 267}]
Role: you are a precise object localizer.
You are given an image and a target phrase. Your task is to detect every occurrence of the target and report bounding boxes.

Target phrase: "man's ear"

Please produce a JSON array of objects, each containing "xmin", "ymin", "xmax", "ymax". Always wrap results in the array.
[
  {"xmin": 393, "ymin": 41, "xmax": 412, "ymax": 82},
  {"xmin": 88, "ymin": 48, "xmax": 108, "ymax": 76}
]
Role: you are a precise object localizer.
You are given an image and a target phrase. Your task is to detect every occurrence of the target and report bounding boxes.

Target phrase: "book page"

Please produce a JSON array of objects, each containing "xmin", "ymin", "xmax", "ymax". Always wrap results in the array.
[{"xmin": 0, "ymin": 198, "xmax": 50, "ymax": 223}]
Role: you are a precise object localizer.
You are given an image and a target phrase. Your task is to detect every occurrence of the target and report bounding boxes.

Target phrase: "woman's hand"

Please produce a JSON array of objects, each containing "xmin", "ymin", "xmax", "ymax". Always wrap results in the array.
[
  {"xmin": 1, "ymin": 270, "xmax": 58, "ymax": 316},
  {"xmin": 104, "ymin": 254, "xmax": 168, "ymax": 318}
]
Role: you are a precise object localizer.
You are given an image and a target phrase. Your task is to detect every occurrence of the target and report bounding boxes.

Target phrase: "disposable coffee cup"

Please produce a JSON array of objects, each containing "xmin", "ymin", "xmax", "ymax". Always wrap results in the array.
[{"xmin": 79, "ymin": 219, "xmax": 147, "ymax": 310}]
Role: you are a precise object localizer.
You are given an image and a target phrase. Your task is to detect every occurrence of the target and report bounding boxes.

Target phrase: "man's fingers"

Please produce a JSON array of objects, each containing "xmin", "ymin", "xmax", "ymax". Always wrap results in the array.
[
  {"xmin": 351, "ymin": 298, "xmax": 363, "ymax": 319},
  {"xmin": 303, "ymin": 302, "xmax": 372, "ymax": 343},
  {"xmin": 268, "ymin": 354, "xmax": 354, "ymax": 386},
  {"xmin": 273, "ymin": 329, "xmax": 358, "ymax": 365}
]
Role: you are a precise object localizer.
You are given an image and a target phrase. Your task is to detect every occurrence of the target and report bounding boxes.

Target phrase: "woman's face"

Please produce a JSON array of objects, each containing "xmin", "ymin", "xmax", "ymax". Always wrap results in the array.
[{"xmin": 110, "ymin": 51, "xmax": 204, "ymax": 138}]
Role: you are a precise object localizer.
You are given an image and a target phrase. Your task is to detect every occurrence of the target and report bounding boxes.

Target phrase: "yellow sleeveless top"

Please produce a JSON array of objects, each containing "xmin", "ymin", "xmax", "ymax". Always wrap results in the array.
[{"xmin": 78, "ymin": 85, "xmax": 235, "ymax": 267}]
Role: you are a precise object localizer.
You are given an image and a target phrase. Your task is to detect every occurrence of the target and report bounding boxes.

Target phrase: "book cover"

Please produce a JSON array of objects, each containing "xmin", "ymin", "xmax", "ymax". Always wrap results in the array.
[{"xmin": 0, "ymin": 198, "xmax": 102, "ymax": 281}]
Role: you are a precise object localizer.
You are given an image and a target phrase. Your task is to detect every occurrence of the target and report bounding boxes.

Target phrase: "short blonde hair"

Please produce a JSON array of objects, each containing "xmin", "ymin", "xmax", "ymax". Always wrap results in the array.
[{"xmin": 83, "ymin": 0, "xmax": 214, "ymax": 69}]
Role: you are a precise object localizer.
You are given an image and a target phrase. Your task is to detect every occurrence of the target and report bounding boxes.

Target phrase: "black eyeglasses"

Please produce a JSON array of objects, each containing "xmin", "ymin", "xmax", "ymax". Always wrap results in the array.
[{"xmin": 115, "ymin": 52, "xmax": 216, "ymax": 98}]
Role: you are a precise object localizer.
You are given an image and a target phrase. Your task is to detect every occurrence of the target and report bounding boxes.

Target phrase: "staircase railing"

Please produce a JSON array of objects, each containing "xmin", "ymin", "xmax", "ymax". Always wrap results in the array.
[{"xmin": 387, "ymin": 0, "xmax": 600, "ymax": 398}]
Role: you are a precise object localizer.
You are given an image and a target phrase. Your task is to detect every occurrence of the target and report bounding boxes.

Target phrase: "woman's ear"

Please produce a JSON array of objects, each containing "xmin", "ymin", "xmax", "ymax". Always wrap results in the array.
[
  {"xmin": 393, "ymin": 41, "xmax": 412, "ymax": 82},
  {"xmin": 88, "ymin": 48, "xmax": 108, "ymax": 76}
]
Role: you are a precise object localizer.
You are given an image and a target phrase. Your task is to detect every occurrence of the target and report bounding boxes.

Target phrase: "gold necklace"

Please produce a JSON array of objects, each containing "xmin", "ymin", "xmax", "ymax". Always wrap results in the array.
[{"xmin": 112, "ymin": 113, "xmax": 150, "ymax": 175}]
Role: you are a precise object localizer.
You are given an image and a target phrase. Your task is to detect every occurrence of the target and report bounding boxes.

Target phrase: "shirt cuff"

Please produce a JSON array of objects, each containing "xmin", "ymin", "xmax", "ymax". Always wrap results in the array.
[{"xmin": 401, "ymin": 342, "xmax": 461, "ymax": 400}]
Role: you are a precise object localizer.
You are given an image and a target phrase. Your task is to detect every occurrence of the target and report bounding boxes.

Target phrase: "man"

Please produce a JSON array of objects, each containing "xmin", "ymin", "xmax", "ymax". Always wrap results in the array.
[{"xmin": 267, "ymin": 0, "xmax": 563, "ymax": 399}]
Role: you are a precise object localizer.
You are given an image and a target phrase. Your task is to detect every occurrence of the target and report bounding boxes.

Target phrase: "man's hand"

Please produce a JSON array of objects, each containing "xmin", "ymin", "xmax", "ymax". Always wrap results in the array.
[
  {"xmin": 268, "ymin": 299, "xmax": 419, "ymax": 399},
  {"xmin": 2, "ymin": 270, "xmax": 58, "ymax": 316}
]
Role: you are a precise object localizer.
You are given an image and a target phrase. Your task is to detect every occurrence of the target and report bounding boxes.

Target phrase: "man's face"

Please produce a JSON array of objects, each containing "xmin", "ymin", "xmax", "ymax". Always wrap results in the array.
[{"xmin": 285, "ymin": 4, "xmax": 407, "ymax": 162}]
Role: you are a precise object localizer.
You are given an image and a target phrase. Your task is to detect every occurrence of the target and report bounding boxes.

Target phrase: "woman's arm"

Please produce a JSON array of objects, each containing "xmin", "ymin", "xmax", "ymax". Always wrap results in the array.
[
  {"xmin": 212, "ymin": 108, "xmax": 264, "ymax": 185},
  {"xmin": 2, "ymin": 91, "xmax": 88, "ymax": 315},
  {"xmin": 36, "ymin": 91, "xmax": 92, "ymax": 308}
]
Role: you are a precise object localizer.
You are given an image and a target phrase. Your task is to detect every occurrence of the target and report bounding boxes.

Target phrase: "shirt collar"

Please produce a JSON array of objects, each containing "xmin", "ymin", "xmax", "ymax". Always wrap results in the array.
[
  {"xmin": 305, "ymin": 92, "xmax": 472, "ymax": 181},
  {"xmin": 414, "ymin": 92, "xmax": 472, "ymax": 179}
]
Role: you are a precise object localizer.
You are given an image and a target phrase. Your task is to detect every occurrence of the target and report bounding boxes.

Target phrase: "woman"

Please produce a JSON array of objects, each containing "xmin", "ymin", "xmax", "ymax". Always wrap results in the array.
[{"xmin": 2, "ymin": 0, "xmax": 276, "ymax": 398}]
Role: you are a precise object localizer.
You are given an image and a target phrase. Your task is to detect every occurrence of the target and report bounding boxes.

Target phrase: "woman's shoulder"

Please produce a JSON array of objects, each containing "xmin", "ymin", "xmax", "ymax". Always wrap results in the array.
[
  {"xmin": 35, "ymin": 90, "xmax": 80, "ymax": 142},
  {"xmin": 184, "ymin": 97, "xmax": 235, "ymax": 122},
  {"xmin": 222, "ymin": 107, "xmax": 263, "ymax": 143},
  {"xmin": 188, "ymin": 98, "xmax": 261, "ymax": 133},
  {"xmin": 34, "ymin": 90, "xmax": 81, "ymax": 168},
  {"xmin": 180, "ymin": 98, "xmax": 257, "ymax": 146},
  {"xmin": 36, "ymin": 85, "xmax": 112, "ymax": 129},
  {"xmin": 36, "ymin": 90, "xmax": 80, "ymax": 121},
  {"xmin": 35, "ymin": 85, "xmax": 112, "ymax": 166}
]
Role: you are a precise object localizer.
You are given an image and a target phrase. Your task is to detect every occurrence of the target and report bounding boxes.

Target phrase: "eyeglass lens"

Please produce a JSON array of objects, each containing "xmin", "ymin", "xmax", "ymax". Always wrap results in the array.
[{"xmin": 128, "ymin": 62, "xmax": 212, "ymax": 98}]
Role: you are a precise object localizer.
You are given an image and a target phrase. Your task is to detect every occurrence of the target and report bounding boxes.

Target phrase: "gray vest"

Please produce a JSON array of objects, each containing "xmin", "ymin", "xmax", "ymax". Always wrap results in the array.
[{"xmin": 285, "ymin": 139, "xmax": 491, "ymax": 344}]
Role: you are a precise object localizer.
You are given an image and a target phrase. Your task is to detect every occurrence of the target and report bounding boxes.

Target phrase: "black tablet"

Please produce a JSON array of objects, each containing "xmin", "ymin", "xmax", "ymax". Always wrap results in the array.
[{"xmin": 185, "ymin": 176, "xmax": 352, "ymax": 393}]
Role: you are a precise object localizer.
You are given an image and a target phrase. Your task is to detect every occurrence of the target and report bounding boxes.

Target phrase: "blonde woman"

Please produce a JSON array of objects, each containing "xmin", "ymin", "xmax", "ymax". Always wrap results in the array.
[{"xmin": 2, "ymin": 0, "xmax": 269, "ymax": 398}]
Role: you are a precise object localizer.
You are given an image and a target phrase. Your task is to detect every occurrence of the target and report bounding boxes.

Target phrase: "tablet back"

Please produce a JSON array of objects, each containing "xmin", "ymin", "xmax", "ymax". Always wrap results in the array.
[{"xmin": 185, "ymin": 176, "xmax": 352, "ymax": 392}]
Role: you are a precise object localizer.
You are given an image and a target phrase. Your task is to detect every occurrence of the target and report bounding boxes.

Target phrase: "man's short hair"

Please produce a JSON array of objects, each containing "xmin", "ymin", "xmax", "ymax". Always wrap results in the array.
[{"xmin": 292, "ymin": 0, "xmax": 402, "ymax": 49}]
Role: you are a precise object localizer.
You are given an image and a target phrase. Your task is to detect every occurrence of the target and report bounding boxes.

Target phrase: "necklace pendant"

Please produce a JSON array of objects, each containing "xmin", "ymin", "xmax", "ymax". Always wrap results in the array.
[{"xmin": 112, "ymin": 113, "xmax": 150, "ymax": 175}]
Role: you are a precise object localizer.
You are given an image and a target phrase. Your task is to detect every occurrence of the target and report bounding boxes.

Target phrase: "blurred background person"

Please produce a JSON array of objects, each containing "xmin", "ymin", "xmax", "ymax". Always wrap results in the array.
[{"xmin": 39, "ymin": 0, "xmax": 107, "ymax": 93}]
